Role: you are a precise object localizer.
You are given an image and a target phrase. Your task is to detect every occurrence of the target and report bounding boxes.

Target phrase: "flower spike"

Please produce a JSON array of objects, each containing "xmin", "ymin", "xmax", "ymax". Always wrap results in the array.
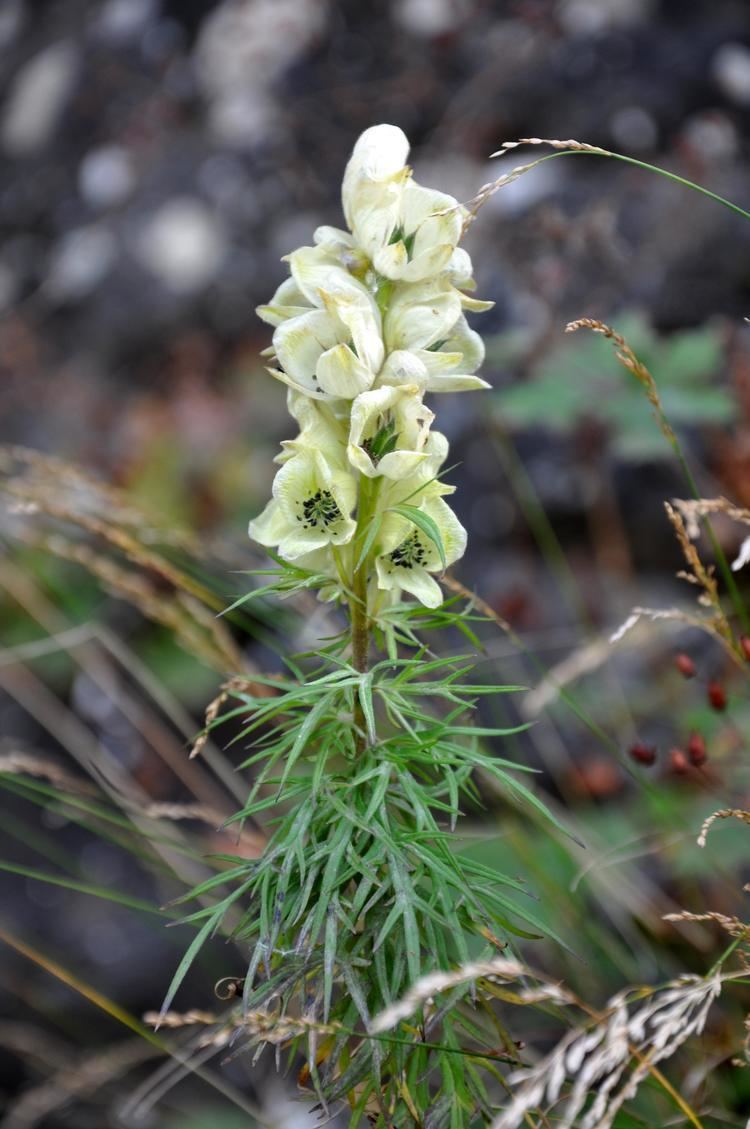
[{"xmin": 249, "ymin": 123, "xmax": 491, "ymax": 609}]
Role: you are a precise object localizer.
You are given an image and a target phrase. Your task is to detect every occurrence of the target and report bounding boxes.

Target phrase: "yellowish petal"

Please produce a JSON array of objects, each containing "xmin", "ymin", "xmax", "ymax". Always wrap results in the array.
[{"xmin": 316, "ymin": 343, "xmax": 374, "ymax": 399}]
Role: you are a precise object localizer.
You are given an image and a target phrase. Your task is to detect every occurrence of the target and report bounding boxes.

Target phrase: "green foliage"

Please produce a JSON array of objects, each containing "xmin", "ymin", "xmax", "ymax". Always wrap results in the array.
[
  {"xmin": 164, "ymin": 594, "xmax": 572, "ymax": 1124},
  {"xmin": 493, "ymin": 312, "xmax": 734, "ymax": 459}
]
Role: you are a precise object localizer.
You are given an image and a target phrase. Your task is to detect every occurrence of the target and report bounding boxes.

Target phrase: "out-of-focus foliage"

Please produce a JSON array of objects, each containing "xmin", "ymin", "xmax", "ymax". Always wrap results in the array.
[{"xmin": 493, "ymin": 312, "xmax": 735, "ymax": 459}]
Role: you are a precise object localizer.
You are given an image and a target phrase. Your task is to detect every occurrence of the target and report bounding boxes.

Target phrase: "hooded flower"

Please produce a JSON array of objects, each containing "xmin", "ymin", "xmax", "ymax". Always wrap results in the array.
[
  {"xmin": 372, "ymin": 182, "xmax": 465, "ymax": 282},
  {"xmin": 256, "ymin": 276, "xmax": 312, "ymax": 328},
  {"xmin": 347, "ymin": 384, "xmax": 433, "ymax": 479},
  {"xmin": 374, "ymin": 491, "xmax": 467, "ymax": 609},
  {"xmin": 383, "ymin": 279, "xmax": 464, "ymax": 353},
  {"xmin": 248, "ymin": 448, "xmax": 357, "ymax": 560},
  {"xmin": 275, "ymin": 391, "xmax": 348, "ymax": 466},
  {"xmin": 341, "ymin": 124, "xmax": 465, "ymax": 282},
  {"xmin": 268, "ymin": 245, "xmax": 385, "ymax": 400},
  {"xmin": 341, "ymin": 124, "xmax": 410, "ymax": 266},
  {"xmin": 271, "ymin": 310, "xmax": 376, "ymax": 400}
]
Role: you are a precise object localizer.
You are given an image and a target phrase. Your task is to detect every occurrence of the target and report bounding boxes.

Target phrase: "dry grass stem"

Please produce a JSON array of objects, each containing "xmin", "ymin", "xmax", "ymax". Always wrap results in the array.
[
  {"xmin": 144, "ymin": 1008, "xmax": 339, "ymax": 1048},
  {"xmin": 521, "ymin": 636, "xmax": 620, "ymax": 718},
  {"xmin": 0, "ymin": 444, "xmax": 196, "ymax": 549},
  {"xmin": 664, "ymin": 910, "xmax": 748, "ymax": 938},
  {"xmin": 463, "ymin": 137, "xmax": 608, "ymax": 232},
  {"xmin": 671, "ymin": 497, "xmax": 750, "ymax": 541},
  {"xmin": 697, "ymin": 808, "xmax": 750, "ymax": 848},
  {"xmin": 441, "ymin": 575, "xmax": 514, "ymax": 637},
  {"xmin": 190, "ymin": 675, "xmax": 261, "ymax": 760},
  {"xmin": 494, "ymin": 138, "xmax": 609, "ymax": 157},
  {"xmin": 13, "ymin": 528, "xmax": 240, "ymax": 672},
  {"xmin": 1, "ymin": 444, "xmax": 247, "ymax": 672},
  {"xmin": 662, "ymin": 503, "xmax": 736, "ymax": 652},
  {"xmin": 492, "ymin": 972, "xmax": 722, "ymax": 1129},
  {"xmin": 0, "ymin": 748, "xmax": 98, "ymax": 795},
  {"xmin": 566, "ymin": 318, "xmax": 678, "ymax": 448},
  {"xmin": 1, "ymin": 1040, "xmax": 159, "ymax": 1129},
  {"xmin": 610, "ymin": 606, "xmax": 734, "ymax": 659},
  {"xmin": 0, "ymin": 1022, "xmax": 71, "ymax": 1072},
  {"xmin": 140, "ymin": 802, "xmax": 227, "ymax": 826},
  {"xmin": 370, "ymin": 957, "xmax": 570, "ymax": 1035}
]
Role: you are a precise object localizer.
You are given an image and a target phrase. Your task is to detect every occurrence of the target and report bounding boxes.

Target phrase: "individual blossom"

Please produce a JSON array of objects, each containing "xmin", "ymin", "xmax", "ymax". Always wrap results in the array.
[
  {"xmin": 340, "ymin": 123, "xmax": 410, "ymax": 268},
  {"xmin": 255, "ymin": 276, "xmax": 313, "ymax": 328},
  {"xmin": 412, "ymin": 313, "xmax": 489, "ymax": 391},
  {"xmin": 378, "ymin": 310, "xmax": 490, "ymax": 394},
  {"xmin": 371, "ymin": 181, "xmax": 465, "ymax": 282},
  {"xmin": 347, "ymin": 384, "xmax": 433, "ymax": 479},
  {"xmin": 264, "ymin": 245, "xmax": 385, "ymax": 400},
  {"xmin": 275, "ymin": 391, "xmax": 348, "ymax": 466},
  {"xmin": 248, "ymin": 448, "xmax": 357, "ymax": 560},
  {"xmin": 289, "ymin": 244, "xmax": 384, "ymax": 371},
  {"xmin": 374, "ymin": 490, "xmax": 467, "ymax": 609},
  {"xmin": 341, "ymin": 124, "xmax": 465, "ymax": 282},
  {"xmin": 377, "ymin": 427, "xmax": 451, "ymax": 491},
  {"xmin": 383, "ymin": 278, "xmax": 464, "ymax": 353},
  {"xmin": 270, "ymin": 310, "xmax": 374, "ymax": 400}
]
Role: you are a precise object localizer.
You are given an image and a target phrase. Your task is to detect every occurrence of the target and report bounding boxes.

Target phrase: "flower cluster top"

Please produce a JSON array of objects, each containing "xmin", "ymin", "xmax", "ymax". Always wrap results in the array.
[{"xmin": 249, "ymin": 124, "xmax": 491, "ymax": 610}]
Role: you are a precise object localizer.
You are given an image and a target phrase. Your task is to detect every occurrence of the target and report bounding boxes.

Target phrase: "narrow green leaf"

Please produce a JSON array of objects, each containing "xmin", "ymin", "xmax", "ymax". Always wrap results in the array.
[
  {"xmin": 160, "ymin": 878, "xmax": 253, "ymax": 1020},
  {"xmin": 322, "ymin": 902, "xmax": 340, "ymax": 1023},
  {"xmin": 373, "ymin": 899, "xmax": 403, "ymax": 953},
  {"xmin": 482, "ymin": 765, "xmax": 584, "ymax": 846},
  {"xmin": 363, "ymin": 763, "xmax": 392, "ymax": 824},
  {"xmin": 276, "ymin": 691, "xmax": 335, "ymax": 795},
  {"xmin": 357, "ymin": 672, "xmax": 377, "ymax": 745},
  {"xmin": 0, "ymin": 859, "xmax": 165, "ymax": 916},
  {"xmin": 354, "ymin": 511, "xmax": 383, "ymax": 572},
  {"xmin": 387, "ymin": 850, "xmax": 421, "ymax": 984}
]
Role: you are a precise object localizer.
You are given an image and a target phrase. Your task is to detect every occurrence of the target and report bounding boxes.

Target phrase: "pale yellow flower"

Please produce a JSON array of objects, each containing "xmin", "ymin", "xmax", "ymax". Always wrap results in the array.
[
  {"xmin": 384, "ymin": 279, "xmax": 464, "ymax": 352},
  {"xmin": 248, "ymin": 449, "xmax": 357, "ymax": 559},
  {"xmin": 375, "ymin": 491, "xmax": 467, "ymax": 608},
  {"xmin": 347, "ymin": 384, "xmax": 433, "ymax": 479},
  {"xmin": 341, "ymin": 124, "xmax": 466, "ymax": 283},
  {"xmin": 275, "ymin": 391, "xmax": 348, "ymax": 465}
]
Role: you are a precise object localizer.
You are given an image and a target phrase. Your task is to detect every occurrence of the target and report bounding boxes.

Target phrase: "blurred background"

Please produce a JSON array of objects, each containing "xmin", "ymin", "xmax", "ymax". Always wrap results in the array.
[{"xmin": 3, "ymin": 0, "xmax": 750, "ymax": 1125}]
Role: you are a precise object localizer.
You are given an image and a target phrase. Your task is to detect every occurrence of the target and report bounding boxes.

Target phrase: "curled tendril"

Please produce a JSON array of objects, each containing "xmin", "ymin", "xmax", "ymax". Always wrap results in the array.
[{"xmin": 214, "ymin": 976, "xmax": 245, "ymax": 1001}]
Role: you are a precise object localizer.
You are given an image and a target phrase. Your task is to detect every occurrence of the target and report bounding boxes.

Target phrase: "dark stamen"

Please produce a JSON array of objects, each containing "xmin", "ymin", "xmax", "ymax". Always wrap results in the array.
[
  {"xmin": 389, "ymin": 530, "xmax": 426, "ymax": 570},
  {"xmin": 297, "ymin": 489, "xmax": 343, "ymax": 530}
]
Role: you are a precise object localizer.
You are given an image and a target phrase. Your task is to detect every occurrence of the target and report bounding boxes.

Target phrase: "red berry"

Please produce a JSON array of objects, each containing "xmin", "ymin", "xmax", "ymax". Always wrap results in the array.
[
  {"xmin": 687, "ymin": 732, "xmax": 707, "ymax": 767},
  {"xmin": 675, "ymin": 653, "xmax": 696, "ymax": 678},
  {"xmin": 670, "ymin": 748, "xmax": 689, "ymax": 774},
  {"xmin": 741, "ymin": 636, "xmax": 750, "ymax": 661},
  {"xmin": 707, "ymin": 681, "xmax": 727, "ymax": 711},
  {"xmin": 629, "ymin": 741, "xmax": 657, "ymax": 766}
]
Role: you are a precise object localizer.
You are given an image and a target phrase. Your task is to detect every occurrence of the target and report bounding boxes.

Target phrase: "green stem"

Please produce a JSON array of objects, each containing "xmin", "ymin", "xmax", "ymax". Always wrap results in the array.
[
  {"xmin": 351, "ymin": 566, "xmax": 369, "ymax": 674},
  {"xmin": 565, "ymin": 147, "xmax": 750, "ymax": 224},
  {"xmin": 500, "ymin": 147, "xmax": 750, "ymax": 226}
]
